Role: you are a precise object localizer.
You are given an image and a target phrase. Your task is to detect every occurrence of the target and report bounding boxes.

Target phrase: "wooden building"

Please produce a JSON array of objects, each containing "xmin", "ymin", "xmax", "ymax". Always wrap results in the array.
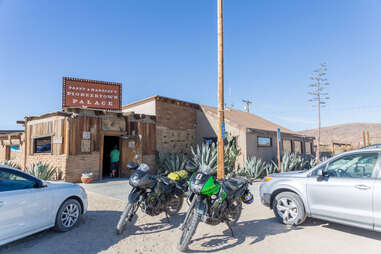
[
  {"xmin": 0, "ymin": 110, "xmax": 155, "ymax": 182},
  {"xmin": 0, "ymin": 78, "xmax": 156, "ymax": 182}
]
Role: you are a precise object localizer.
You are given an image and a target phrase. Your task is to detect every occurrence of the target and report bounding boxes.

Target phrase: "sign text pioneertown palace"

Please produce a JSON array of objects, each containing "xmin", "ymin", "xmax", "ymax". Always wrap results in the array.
[{"xmin": 62, "ymin": 77, "xmax": 122, "ymax": 110}]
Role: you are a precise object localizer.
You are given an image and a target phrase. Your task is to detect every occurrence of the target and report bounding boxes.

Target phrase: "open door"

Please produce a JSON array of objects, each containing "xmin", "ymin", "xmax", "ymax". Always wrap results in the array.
[{"xmin": 120, "ymin": 136, "xmax": 141, "ymax": 177}]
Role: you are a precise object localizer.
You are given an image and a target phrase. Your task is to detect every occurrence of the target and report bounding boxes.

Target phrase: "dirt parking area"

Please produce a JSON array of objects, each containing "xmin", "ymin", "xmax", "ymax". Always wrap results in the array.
[{"xmin": 2, "ymin": 189, "xmax": 381, "ymax": 254}]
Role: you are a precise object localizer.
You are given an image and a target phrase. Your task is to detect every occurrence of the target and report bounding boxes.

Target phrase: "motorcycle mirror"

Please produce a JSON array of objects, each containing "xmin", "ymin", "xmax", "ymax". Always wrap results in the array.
[{"xmin": 185, "ymin": 160, "xmax": 197, "ymax": 172}]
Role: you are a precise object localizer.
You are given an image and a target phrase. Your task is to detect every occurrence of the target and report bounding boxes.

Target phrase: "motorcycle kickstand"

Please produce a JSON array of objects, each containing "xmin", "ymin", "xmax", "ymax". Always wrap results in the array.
[{"xmin": 225, "ymin": 221, "xmax": 235, "ymax": 237}]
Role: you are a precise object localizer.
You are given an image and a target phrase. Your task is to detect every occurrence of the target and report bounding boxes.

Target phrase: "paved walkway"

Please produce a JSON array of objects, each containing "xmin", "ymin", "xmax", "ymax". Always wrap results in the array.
[{"xmin": 80, "ymin": 177, "xmax": 132, "ymax": 201}]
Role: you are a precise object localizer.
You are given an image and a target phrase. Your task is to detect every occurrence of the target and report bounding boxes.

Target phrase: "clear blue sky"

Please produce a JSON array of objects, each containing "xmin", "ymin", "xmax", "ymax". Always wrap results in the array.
[{"xmin": 1, "ymin": 0, "xmax": 381, "ymax": 131}]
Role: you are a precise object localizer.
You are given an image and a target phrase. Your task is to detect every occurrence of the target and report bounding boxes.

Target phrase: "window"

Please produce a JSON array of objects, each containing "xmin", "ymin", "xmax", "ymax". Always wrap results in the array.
[
  {"xmin": 257, "ymin": 137, "xmax": 272, "ymax": 147},
  {"xmin": 0, "ymin": 170, "xmax": 36, "ymax": 192},
  {"xmin": 294, "ymin": 140, "xmax": 302, "ymax": 154},
  {"xmin": 34, "ymin": 136, "xmax": 52, "ymax": 154},
  {"xmin": 325, "ymin": 153, "xmax": 378, "ymax": 178},
  {"xmin": 283, "ymin": 139, "xmax": 292, "ymax": 153},
  {"xmin": 203, "ymin": 137, "xmax": 217, "ymax": 145},
  {"xmin": 10, "ymin": 145, "xmax": 20, "ymax": 160}
]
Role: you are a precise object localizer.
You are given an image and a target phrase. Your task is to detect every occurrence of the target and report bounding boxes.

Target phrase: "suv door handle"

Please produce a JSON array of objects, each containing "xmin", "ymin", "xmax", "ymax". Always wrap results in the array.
[{"xmin": 355, "ymin": 185, "xmax": 371, "ymax": 190}]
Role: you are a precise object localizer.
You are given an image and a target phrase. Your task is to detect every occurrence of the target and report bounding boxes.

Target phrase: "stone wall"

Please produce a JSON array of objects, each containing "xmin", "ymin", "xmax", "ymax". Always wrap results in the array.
[
  {"xmin": 155, "ymin": 100, "xmax": 197, "ymax": 155},
  {"xmin": 66, "ymin": 152, "xmax": 100, "ymax": 182}
]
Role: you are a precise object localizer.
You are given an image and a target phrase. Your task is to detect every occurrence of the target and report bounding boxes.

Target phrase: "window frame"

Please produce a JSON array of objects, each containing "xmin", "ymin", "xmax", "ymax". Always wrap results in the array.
[
  {"xmin": 257, "ymin": 136, "xmax": 272, "ymax": 147},
  {"xmin": 33, "ymin": 136, "xmax": 53, "ymax": 154},
  {"xmin": 324, "ymin": 152, "xmax": 380, "ymax": 179},
  {"xmin": 0, "ymin": 167, "xmax": 42, "ymax": 192}
]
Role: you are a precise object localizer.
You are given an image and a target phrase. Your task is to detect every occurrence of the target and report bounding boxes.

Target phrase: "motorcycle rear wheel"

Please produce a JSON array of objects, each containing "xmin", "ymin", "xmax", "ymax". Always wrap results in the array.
[
  {"xmin": 166, "ymin": 194, "xmax": 184, "ymax": 216},
  {"xmin": 177, "ymin": 209, "xmax": 200, "ymax": 252},
  {"xmin": 116, "ymin": 202, "xmax": 134, "ymax": 235}
]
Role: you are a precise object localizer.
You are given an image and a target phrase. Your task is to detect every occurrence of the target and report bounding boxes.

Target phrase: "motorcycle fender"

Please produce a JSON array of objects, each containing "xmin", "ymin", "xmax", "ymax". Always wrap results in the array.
[
  {"xmin": 196, "ymin": 200, "xmax": 207, "ymax": 215},
  {"xmin": 128, "ymin": 188, "xmax": 141, "ymax": 203}
]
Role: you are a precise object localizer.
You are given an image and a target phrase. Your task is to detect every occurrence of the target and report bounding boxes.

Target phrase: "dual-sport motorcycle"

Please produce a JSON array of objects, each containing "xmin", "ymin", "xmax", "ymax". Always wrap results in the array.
[
  {"xmin": 177, "ymin": 162, "xmax": 254, "ymax": 252},
  {"xmin": 116, "ymin": 162, "xmax": 188, "ymax": 235}
]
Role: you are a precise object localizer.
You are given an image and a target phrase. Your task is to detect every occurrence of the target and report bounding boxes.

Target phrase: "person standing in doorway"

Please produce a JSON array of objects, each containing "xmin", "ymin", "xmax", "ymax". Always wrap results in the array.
[{"xmin": 110, "ymin": 145, "xmax": 120, "ymax": 178}]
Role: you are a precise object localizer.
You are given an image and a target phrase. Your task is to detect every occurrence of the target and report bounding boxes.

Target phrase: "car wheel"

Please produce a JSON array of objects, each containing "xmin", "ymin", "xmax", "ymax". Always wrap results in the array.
[
  {"xmin": 273, "ymin": 192, "xmax": 306, "ymax": 226},
  {"xmin": 54, "ymin": 199, "xmax": 82, "ymax": 232}
]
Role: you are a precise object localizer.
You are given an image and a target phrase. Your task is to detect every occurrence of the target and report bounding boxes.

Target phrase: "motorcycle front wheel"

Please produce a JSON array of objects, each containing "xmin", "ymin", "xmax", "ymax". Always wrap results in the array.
[
  {"xmin": 116, "ymin": 202, "xmax": 135, "ymax": 235},
  {"xmin": 177, "ymin": 209, "xmax": 200, "ymax": 252}
]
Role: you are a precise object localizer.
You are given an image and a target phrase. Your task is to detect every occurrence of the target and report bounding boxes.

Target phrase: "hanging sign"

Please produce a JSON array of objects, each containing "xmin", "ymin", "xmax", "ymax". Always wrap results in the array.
[
  {"xmin": 221, "ymin": 122, "xmax": 226, "ymax": 140},
  {"xmin": 277, "ymin": 128, "xmax": 281, "ymax": 142},
  {"xmin": 62, "ymin": 77, "xmax": 122, "ymax": 110}
]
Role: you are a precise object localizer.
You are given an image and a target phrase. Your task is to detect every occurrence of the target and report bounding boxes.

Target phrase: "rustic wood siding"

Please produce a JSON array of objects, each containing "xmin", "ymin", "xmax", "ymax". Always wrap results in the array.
[{"xmin": 138, "ymin": 122, "xmax": 156, "ymax": 155}]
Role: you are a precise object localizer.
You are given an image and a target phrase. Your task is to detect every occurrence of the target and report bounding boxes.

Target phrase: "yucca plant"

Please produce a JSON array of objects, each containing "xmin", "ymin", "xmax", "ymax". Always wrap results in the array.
[{"xmin": 26, "ymin": 162, "xmax": 57, "ymax": 180}]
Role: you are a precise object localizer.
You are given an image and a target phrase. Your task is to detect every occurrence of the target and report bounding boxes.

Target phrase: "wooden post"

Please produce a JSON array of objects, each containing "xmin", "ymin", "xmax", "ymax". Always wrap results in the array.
[
  {"xmin": 362, "ymin": 130, "xmax": 366, "ymax": 147},
  {"xmin": 277, "ymin": 128, "xmax": 281, "ymax": 172},
  {"xmin": 330, "ymin": 140, "xmax": 334, "ymax": 155},
  {"xmin": 366, "ymin": 131, "xmax": 370, "ymax": 146},
  {"xmin": 217, "ymin": 0, "xmax": 225, "ymax": 180}
]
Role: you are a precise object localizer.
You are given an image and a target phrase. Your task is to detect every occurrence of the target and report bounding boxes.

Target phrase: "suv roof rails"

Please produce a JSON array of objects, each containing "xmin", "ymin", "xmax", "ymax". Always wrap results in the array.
[{"xmin": 360, "ymin": 144, "xmax": 381, "ymax": 150}]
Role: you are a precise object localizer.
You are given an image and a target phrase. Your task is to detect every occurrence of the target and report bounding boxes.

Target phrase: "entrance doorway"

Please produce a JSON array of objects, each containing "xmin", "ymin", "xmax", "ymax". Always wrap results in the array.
[{"xmin": 102, "ymin": 136, "xmax": 120, "ymax": 178}]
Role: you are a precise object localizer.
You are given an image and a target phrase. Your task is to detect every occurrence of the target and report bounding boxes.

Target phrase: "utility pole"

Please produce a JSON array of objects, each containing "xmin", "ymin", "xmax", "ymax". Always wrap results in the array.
[
  {"xmin": 308, "ymin": 63, "xmax": 329, "ymax": 162},
  {"xmin": 362, "ymin": 130, "xmax": 366, "ymax": 147},
  {"xmin": 217, "ymin": 0, "xmax": 225, "ymax": 180},
  {"xmin": 242, "ymin": 98, "xmax": 252, "ymax": 113}
]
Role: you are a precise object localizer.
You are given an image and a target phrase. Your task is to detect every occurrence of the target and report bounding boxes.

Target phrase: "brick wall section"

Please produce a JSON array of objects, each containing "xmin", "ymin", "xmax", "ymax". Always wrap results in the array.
[
  {"xmin": 155, "ymin": 100, "xmax": 197, "ymax": 154},
  {"xmin": 65, "ymin": 152, "xmax": 100, "ymax": 182},
  {"xmin": 26, "ymin": 154, "xmax": 68, "ymax": 180}
]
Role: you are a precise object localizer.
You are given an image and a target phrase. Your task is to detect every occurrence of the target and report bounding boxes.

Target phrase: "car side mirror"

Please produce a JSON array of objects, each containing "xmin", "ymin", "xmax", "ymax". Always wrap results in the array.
[
  {"xmin": 35, "ymin": 180, "xmax": 47, "ymax": 188},
  {"xmin": 317, "ymin": 169, "xmax": 323, "ymax": 177}
]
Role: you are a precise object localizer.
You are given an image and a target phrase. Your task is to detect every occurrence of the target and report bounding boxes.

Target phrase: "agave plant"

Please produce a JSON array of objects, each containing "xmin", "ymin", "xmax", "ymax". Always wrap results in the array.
[
  {"xmin": 243, "ymin": 157, "xmax": 267, "ymax": 179},
  {"xmin": 1, "ymin": 160, "xmax": 22, "ymax": 169},
  {"xmin": 26, "ymin": 162, "xmax": 57, "ymax": 180},
  {"xmin": 190, "ymin": 143, "xmax": 218, "ymax": 174},
  {"xmin": 164, "ymin": 153, "xmax": 188, "ymax": 173},
  {"xmin": 155, "ymin": 152, "xmax": 169, "ymax": 174}
]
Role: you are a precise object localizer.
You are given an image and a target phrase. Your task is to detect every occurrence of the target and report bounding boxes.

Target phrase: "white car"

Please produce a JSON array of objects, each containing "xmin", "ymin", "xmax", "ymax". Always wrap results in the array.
[{"xmin": 0, "ymin": 165, "xmax": 88, "ymax": 246}]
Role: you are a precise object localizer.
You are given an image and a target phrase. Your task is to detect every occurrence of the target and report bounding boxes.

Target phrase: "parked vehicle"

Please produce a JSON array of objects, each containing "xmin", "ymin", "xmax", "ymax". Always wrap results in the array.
[
  {"xmin": 177, "ymin": 162, "xmax": 253, "ymax": 252},
  {"xmin": 116, "ymin": 162, "xmax": 188, "ymax": 235},
  {"xmin": 0, "ymin": 165, "xmax": 88, "ymax": 246},
  {"xmin": 259, "ymin": 147, "xmax": 381, "ymax": 232}
]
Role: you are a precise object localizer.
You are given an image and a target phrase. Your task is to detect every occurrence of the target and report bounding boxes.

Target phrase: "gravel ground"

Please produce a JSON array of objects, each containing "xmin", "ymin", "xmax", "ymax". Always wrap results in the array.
[{"xmin": 2, "ymin": 189, "xmax": 381, "ymax": 254}]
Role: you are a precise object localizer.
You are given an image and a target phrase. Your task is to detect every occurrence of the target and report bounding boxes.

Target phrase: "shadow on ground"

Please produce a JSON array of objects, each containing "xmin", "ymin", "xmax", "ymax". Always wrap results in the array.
[
  {"xmin": 186, "ymin": 217, "xmax": 295, "ymax": 253},
  {"xmin": 0, "ymin": 210, "xmax": 184, "ymax": 254}
]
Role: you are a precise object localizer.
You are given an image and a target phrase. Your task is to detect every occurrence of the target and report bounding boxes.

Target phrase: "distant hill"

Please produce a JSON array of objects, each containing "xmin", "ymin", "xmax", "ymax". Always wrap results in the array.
[{"xmin": 299, "ymin": 123, "xmax": 381, "ymax": 147}]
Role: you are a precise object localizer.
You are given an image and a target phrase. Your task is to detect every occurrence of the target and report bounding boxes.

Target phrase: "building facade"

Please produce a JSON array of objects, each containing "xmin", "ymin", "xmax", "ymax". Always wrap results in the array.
[{"xmin": 123, "ymin": 96, "xmax": 315, "ymax": 166}]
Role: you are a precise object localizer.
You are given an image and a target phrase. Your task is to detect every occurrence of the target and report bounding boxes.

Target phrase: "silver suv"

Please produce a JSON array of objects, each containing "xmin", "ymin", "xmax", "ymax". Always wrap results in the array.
[{"xmin": 259, "ymin": 146, "xmax": 381, "ymax": 232}]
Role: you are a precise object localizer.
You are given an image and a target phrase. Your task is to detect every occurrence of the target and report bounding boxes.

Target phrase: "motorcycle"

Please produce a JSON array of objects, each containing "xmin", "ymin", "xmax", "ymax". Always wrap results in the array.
[
  {"xmin": 177, "ymin": 162, "xmax": 254, "ymax": 252},
  {"xmin": 116, "ymin": 162, "xmax": 187, "ymax": 235}
]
